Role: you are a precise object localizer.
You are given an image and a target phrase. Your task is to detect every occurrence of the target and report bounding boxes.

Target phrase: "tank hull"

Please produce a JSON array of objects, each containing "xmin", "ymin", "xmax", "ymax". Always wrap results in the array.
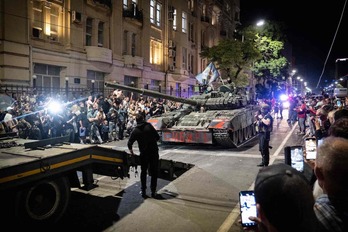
[
  {"xmin": 105, "ymin": 81, "xmax": 260, "ymax": 147},
  {"xmin": 147, "ymin": 105, "xmax": 259, "ymax": 147}
]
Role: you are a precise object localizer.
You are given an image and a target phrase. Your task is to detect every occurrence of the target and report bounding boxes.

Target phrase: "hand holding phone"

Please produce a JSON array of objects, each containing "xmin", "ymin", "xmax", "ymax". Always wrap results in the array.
[
  {"xmin": 239, "ymin": 191, "xmax": 258, "ymax": 227},
  {"xmin": 289, "ymin": 146, "xmax": 304, "ymax": 172},
  {"xmin": 305, "ymin": 137, "xmax": 317, "ymax": 160}
]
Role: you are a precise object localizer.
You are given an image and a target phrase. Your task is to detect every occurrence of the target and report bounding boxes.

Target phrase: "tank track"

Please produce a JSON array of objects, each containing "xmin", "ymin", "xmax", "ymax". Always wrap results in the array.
[
  {"xmin": 213, "ymin": 129, "xmax": 237, "ymax": 147},
  {"xmin": 213, "ymin": 126, "xmax": 257, "ymax": 148}
]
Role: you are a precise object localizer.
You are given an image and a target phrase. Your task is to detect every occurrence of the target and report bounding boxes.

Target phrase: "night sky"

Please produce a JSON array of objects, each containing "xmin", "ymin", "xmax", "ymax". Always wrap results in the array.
[{"xmin": 240, "ymin": 0, "xmax": 348, "ymax": 93}]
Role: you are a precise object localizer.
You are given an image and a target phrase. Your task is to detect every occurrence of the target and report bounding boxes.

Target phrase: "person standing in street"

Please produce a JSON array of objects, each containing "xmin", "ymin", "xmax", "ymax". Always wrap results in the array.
[
  {"xmin": 128, "ymin": 113, "xmax": 160, "ymax": 198},
  {"xmin": 255, "ymin": 104, "xmax": 273, "ymax": 167}
]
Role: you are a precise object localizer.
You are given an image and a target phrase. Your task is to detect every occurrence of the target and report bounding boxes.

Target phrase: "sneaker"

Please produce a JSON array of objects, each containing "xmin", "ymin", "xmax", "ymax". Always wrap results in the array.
[
  {"xmin": 140, "ymin": 191, "xmax": 147, "ymax": 198},
  {"xmin": 257, "ymin": 162, "xmax": 265, "ymax": 167},
  {"xmin": 151, "ymin": 192, "xmax": 164, "ymax": 199}
]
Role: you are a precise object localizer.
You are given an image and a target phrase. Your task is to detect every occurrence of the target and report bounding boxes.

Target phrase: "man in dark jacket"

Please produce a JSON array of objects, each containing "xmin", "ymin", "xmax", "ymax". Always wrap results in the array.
[{"xmin": 128, "ymin": 113, "xmax": 160, "ymax": 198}]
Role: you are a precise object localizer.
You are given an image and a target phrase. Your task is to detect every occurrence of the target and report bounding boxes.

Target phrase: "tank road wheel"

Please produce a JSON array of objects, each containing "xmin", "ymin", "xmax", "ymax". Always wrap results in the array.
[
  {"xmin": 243, "ymin": 127, "xmax": 248, "ymax": 140},
  {"xmin": 232, "ymin": 131, "xmax": 239, "ymax": 144},
  {"xmin": 238, "ymin": 129, "xmax": 244, "ymax": 143},
  {"xmin": 14, "ymin": 176, "xmax": 71, "ymax": 227},
  {"xmin": 247, "ymin": 126, "xmax": 252, "ymax": 138}
]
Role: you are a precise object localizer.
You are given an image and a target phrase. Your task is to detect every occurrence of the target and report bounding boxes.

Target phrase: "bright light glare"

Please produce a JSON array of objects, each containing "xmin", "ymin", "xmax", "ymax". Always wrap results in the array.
[
  {"xmin": 256, "ymin": 20, "xmax": 265, "ymax": 27},
  {"xmin": 47, "ymin": 101, "xmax": 63, "ymax": 114},
  {"xmin": 283, "ymin": 101, "xmax": 290, "ymax": 108},
  {"xmin": 280, "ymin": 94, "xmax": 288, "ymax": 101}
]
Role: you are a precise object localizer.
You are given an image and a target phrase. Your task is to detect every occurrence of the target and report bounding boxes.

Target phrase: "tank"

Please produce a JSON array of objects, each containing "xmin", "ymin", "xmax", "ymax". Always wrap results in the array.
[{"xmin": 104, "ymin": 81, "xmax": 260, "ymax": 148}]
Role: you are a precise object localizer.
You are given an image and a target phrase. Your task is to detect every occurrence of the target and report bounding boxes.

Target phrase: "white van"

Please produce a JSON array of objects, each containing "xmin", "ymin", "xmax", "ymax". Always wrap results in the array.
[{"xmin": 333, "ymin": 88, "xmax": 347, "ymax": 98}]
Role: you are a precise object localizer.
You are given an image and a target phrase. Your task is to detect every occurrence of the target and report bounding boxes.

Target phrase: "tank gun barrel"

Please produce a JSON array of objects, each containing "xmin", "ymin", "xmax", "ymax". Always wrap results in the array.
[{"xmin": 104, "ymin": 81, "xmax": 199, "ymax": 106}]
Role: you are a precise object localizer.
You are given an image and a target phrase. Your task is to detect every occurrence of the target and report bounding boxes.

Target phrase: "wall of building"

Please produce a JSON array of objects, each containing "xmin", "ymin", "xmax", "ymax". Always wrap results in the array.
[{"xmin": 0, "ymin": 0, "xmax": 240, "ymax": 98}]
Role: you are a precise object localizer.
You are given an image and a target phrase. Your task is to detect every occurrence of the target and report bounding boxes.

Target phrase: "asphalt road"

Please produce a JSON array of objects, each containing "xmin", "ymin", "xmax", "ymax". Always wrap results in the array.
[{"xmin": 50, "ymin": 112, "xmax": 309, "ymax": 232}]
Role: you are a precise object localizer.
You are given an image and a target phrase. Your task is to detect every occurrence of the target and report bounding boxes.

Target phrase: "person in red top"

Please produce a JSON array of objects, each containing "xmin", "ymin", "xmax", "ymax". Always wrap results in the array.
[{"xmin": 296, "ymin": 99, "xmax": 307, "ymax": 135}]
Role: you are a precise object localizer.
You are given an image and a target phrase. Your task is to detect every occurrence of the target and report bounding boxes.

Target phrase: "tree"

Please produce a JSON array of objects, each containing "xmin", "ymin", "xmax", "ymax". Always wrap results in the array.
[
  {"xmin": 200, "ymin": 20, "xmax": 290, "ymax": 99},
  {"xmin": 241, "ymin": 21, "xmax": 289, "ymax": 99},
  {"xmin": 200, "ymin": 35, "xmax": 261, "ymax": 87}
]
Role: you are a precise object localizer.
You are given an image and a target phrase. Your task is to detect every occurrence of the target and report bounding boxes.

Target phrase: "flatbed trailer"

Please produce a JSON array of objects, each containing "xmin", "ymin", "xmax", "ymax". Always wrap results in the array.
[
  {"xmin": 0, "ymin": 135, "xmax": 131, "ymax": 227},
  {"xmin": 0, "ymin": 135, "xmax": 193, "ymax": 227}
]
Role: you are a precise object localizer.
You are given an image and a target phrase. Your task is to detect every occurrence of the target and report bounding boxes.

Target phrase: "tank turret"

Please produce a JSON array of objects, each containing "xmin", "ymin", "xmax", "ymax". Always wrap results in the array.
[
  {"xmin": 104, "ymin": 81, "xmax": 260, "ymax": 148},
  {"xmin": 105, "ymin": 81, "xmax": 248, "ymax": 110}
]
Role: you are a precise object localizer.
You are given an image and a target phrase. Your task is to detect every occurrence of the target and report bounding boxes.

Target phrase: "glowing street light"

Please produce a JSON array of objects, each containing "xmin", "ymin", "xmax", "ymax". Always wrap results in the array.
[{"xmin": 256, "ymin": 20, "xmax": 265, "ymax": 27}]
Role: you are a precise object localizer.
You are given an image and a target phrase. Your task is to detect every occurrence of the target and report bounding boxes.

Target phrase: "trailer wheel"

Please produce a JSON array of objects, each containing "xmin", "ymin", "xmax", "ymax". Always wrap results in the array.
[{"xmin": 15, "ymin": 176, "xmax": 70, "ymax": 226}]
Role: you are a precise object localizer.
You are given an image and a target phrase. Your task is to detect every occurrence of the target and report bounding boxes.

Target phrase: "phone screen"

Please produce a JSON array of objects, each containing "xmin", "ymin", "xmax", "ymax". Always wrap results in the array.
[
  {"xmin": 305, "ymin": 138, "xmax": 317, "ymax": 160},
  {"xmin": 337, "ymin": 100, "xmax": 342, "ymax": 107},
  {"xmin": 290, "ymin": 146, "xmax": 304, "ymax": 172},
  {"xmin": 239, "ymin": 191, "xmax": 257, "ymax": 227}
]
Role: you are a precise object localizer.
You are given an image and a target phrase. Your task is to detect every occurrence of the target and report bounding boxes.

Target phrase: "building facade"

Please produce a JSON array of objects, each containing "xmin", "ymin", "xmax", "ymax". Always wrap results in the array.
[{"xmin": 0, "ymin": 0, "xmax": 240, "ymax": 98}]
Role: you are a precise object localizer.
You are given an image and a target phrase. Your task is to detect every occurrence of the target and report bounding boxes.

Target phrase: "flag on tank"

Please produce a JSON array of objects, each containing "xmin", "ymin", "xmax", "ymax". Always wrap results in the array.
[{"xmin": 195, "ymin": 62, "xmax": 219, "ymax": 84}]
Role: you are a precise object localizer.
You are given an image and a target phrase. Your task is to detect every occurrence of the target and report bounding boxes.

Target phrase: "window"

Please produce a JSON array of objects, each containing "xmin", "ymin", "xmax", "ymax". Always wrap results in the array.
[
  {"xmin": 49, "ymin": 4, "xmax": 60, "ymax": 39},
  {"xmin": 189, "ymin": 22, "xmax": 194, "ymax": 42},
  {"xmin": 87, "ymin": 70, "xmax": 105, "ymax": 91},
  {"xmin": 131, "ymin": 33, "xmax": 136, "ymax": 56},
  {"xmin": 188, "ymin": 0, "xmax": 194, "ymax": 12},
  {"xmin": 173, "ymin": 9, "xmax": 177, "ymax": 30},
  {"xmin": 123, "ymin": 30, "xmax": 128, "ymax": 55},
  {"xmin": 98, "ymin": 21, "xmax": 104, "ymax": 47},
  {"xmin": 182, "ymin": 12, "xmax": 187, "ymax": 33},
  {"xmin": 124, "ymin": 0, "xmax": 137, "ymax": 9},
  {"xmin": 150, "ymin": 39, "xmax": 163, "ymax": 65},
  {"xmin": 150, "ymin": 0, "xmax": 155, "ymax": 24},
  {"xmin": 33, "ymin": 64, "xmax": 61, "ymax": 92},
  {"xmin": 150, "ymin": 0, "xmax": 161, "ymax": 27},
  {"xmin": 31, "ymin": 0, "xmax": 62, "ymax": 40},
  {"xmin": 86, "ymin": 18, "xmax": 93, "ymax": 46},
  {"xmin": 32, "ymin": 0, "xmax": 43, "ymax": 38},
  {"xmin": 123, "ymin": 0, "xmax": 128, "ymax": 9},
  {"xmin": 212, "ymin": 9, "xmax": 218, "ymax": 25},
  {"xmin": 202, "ymin": 4, "xmax": 206, "ymax": 17},
  {"xmin": 156, "ymin": 3, "xmax": 161, "ymax": 26},
  {"xmin": 188, "ymin": 53, "xmax": 194, "ymax": 73},
  {"xmin": 201, "ymin": 30, "xmax": 206, "ymax": 47},
  {"xmin": 182, "ymin": 47, "xmax": 187, "ymax": 69}
]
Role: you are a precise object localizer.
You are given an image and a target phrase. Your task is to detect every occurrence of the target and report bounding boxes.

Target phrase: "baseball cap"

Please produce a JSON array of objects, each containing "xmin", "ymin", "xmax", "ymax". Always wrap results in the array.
[{"xmin": 254, "ymin": 163, "xmax": 315, "ymax": 231}]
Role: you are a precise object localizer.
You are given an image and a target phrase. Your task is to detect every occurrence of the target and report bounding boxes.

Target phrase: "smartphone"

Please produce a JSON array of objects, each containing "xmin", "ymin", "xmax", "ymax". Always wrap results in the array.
[
  {"xmin": 290, "ymin": 146, "xmax": 304, "ymax": 172},
  {"xmin": 337, "ymin": 100, "xmax": 342, "ymax": 107},
  {"xmin": 304, "ymin": 137, "xmax": 317, "ymax": 160},
  {"xmin": 239, "ymin": 190, "xmax": 257, "ymax": 227}
]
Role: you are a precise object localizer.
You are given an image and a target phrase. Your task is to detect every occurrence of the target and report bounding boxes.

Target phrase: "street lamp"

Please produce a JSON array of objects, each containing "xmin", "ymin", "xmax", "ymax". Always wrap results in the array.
[
  {"xmin": 256, "ymin": 20, "xmax": 265, "ymax": 27},
  {"xmin": 32, "ymin": 74, "xmax": 37, "ymax": 88},
  {"xmin": 250, "ymin": 19, "xmax": 265, "ymax": 102},
  {"xmin": 65, "ymin": 77, "xmax": 69, "ymax": 99},
  {"xmin": 287, "ymin": 69, "xmax": 296, "ymax": 95},
  {"xmin": 91, "ymin": 80, "xmax": 95, "ymax": 95}
]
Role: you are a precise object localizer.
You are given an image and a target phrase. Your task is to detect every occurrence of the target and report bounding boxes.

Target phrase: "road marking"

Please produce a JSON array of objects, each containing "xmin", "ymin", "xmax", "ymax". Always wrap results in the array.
[{"xmin": 217, "ymin": 122, "xmax": 297, "ymax": 232}]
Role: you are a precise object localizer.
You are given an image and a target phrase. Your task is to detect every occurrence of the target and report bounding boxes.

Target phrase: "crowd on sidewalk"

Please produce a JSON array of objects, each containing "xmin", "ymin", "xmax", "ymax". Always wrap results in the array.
[
  {"xmin": 0, "ymin": 89, "xmax": 183, "ymax": 144},
  {"xmin": 244, "ymin": 94, "xmax": 348, "ymax": 232}
]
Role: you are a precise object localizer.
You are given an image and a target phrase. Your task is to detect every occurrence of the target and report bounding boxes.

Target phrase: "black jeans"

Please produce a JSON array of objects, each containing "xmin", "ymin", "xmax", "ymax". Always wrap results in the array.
[
  {"xmin": 258, "ymin": 132, "xmax": 270, "ymax": 165},
  {"xmin": 140, "ymin": 153, "xmax": 159, "ymax": 193}
]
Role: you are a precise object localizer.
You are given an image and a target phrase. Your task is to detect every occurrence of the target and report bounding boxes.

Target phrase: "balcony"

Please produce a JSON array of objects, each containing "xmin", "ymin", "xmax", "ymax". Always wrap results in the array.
[
  {"xmin": 124, "ymin": 55, "xmax": 143, "ymax": 69},
  {"xmin": 85, "ymin": 46, "xmax": 112, "ymax": 64},
  {"xmin": 123, "ymin": 4, "xmax": 143, "ymax": 24}
]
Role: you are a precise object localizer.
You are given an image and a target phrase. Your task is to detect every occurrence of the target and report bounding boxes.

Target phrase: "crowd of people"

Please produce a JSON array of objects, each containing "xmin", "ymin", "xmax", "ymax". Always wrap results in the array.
[
  {"xmin": 0, "ymin": 89, "xmax": 183, "ymax": 143},
  {"xmin": 1, "ymin": 89, "xmax": 348, "ymax": 230},
  {"xmin": 245, "ymin": 94, "xmax": 348, "ymax": 232}
]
